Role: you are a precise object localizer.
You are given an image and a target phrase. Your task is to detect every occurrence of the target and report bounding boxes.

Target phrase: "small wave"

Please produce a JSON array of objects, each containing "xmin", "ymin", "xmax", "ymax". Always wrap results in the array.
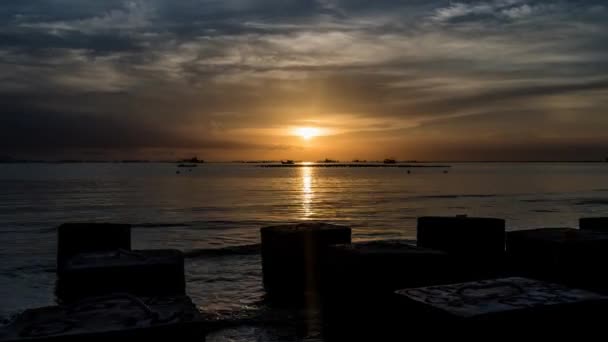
[
  {"xmin": 133, "ymin": 223, "xmax": 191, "ymax": 228},
  {"xmin": 531, "ymin": 209, "xmax": 559, "ymax": 213},
  {"xmin": 185, "ymin": 244, "xmax": 261, "ymax": 258},
  {"xmin": 7, "ymin": 263, "xmax": 55, "ymax": 274},
  {"xmin": 521, "ymin": 199, "xmax": 553, "ymax": 203},
  {"xmin": 576, "ymin": 199, "xmax": 608, "ymax": 205},
  {"xmin": 417, "ymin": 194, "xmax": 497, "ymax": 199}
]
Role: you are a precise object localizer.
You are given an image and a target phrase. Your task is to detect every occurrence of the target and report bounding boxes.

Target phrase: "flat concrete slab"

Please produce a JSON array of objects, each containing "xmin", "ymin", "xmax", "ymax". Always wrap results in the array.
[
  {"xmin": 394, "ymin": 277, "xmax": 608, "ymax": 332},
  {"xmin": 0, "ymin": 295, "xmax": 204, "ymax": 341}
]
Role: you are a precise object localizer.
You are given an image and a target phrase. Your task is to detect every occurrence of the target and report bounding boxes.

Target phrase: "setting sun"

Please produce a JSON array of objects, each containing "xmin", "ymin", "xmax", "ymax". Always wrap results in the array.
[{"xmin": 295, "ymin": 127, "xmax": 320, "ymax": 140}]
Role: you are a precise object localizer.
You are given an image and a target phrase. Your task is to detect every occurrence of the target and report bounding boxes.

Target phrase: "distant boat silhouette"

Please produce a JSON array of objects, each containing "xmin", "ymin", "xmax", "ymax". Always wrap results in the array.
[
  {"xmin": 281, "ymin": 160, "xmax": 295, "ymax": 165},
  {"xmin": 320, "ymin": 158, "xmax": 338, "ymax": 163},
  {"xmin": 383, "ymin": 158, "xmax": 397, "ymax": 164},
  {"xmin": 179, "ymin": 157, "xmax": 204, "ymax": 163}
]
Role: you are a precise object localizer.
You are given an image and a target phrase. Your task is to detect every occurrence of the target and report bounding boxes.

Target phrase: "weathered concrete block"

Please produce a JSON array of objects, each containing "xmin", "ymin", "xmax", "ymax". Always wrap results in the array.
[
  {"xmin": 260, "ymin": 222, "xmax": 351, "ymax": 301},
  {"xmin": 326, "ymin": 240, "xmax": 452, "ymax": 294},
  {"xmin": 57, "ymin": 223, "xmax": 131, "ymax": 274},
  {"xmin": 56, "ymin": 249, "xmax": 186, "ymax": 303},
  {"xmin": 394, "ymin": 277, "xmax": 608, "ymax": 331},
  {"xmin": 0, "ymin": 295, "xmax": 204, "ymax": 341},
  {"xmin": 323, "ymin": 240, "xmax": 454, "ymax": 337},
  {"xmin": 417, "ymin": 216, "xmax": 505, "ymax": 259},
  {"xmin": 506, "ymin": 228, "xmax": 608, "ymax": 291},
  {"xmin": 580, "ymin": 217, "xmax": 608, "ymax": 232}
]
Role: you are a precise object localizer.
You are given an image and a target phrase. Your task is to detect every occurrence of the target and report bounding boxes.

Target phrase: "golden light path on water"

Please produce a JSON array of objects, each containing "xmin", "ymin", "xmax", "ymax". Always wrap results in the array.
[{"xmin": 301, "ymin": 166, "xmax": 314, "ymax": 219}]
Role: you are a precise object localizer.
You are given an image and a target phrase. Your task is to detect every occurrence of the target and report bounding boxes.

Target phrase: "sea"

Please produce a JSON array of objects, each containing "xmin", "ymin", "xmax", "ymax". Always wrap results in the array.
[{"xmin": 1, "ymin": 162, "xmax": 607, "ymax": 340}]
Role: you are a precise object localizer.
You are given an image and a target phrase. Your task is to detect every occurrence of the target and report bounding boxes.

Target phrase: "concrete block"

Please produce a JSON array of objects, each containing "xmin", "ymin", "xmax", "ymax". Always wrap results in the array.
[
  {"xmin": 417, "ymin": 216, "xmax": 505, "ymax": 259},
  {"xmin": 580, "ymin": 217, "xmax": 608, "ymax": 232},
  {"xmin": 322, "ymin": 240, "xmax": 455, "ymax": 338},
  {"xmin": 394, "ymin": 277, "xmax": 608, "ymax": 331},
  {"xmin": 260, "ymin": 222, "xmax": 351, "ymax": 302},
  {"xmin": 326, "ymin": 240, "xmax": 452, "ymax": 294},
  {"xmin": 57, "ymin": 223, "xmax": 131, "ymax": 274},
  {"xmin": 506, "ymin": 228, "xmax": 608, "ymax": 291},
  {"xmin": 56, "ymin": 249, "xmax": 185, "ymax": 303},
  {"xmin": 0, "ymin": 295, "xmax": 204, "ymax": 341}
]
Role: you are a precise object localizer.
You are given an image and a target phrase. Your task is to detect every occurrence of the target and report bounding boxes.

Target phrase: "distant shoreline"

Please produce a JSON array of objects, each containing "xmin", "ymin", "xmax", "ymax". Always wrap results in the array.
[
  {"xmin": 259, "ymin": 164, "xmax": 451, "ymax": 168},
  {"xmin": 0, "ymin": 160, "xmax": 606, "ymax": 164}
]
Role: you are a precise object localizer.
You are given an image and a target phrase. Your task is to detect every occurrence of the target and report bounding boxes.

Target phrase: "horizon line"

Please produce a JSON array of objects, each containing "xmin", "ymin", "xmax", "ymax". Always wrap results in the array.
[{"xmin": 1, "ymin": 159, "xmax": 607, "ymax": 164}]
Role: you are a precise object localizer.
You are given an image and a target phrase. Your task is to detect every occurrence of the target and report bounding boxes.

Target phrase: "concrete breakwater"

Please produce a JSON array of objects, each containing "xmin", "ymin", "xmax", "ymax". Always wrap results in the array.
[
  {"xmin": 1, "ymin": 223, "xmax": 205, "ymax": 342},
  {"xmin": 260, "ymin": 217, "xmax": 608, "ymax": 337},
  {"xmin": 3, "ymin": 216, "xmax": 608, "ymax": 340}
]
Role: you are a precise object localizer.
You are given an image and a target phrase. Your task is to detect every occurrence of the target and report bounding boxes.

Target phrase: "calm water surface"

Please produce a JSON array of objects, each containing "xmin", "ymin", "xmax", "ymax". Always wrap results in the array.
[{"xmin": 1, "ymin": 162, "xmax": 607, "ymax": 339}]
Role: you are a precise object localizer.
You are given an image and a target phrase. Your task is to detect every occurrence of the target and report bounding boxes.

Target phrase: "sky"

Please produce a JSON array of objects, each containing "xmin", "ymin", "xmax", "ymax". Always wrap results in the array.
[{"xmin": 1, "ymin": 0, "xmax": 607, "ymax": 161}]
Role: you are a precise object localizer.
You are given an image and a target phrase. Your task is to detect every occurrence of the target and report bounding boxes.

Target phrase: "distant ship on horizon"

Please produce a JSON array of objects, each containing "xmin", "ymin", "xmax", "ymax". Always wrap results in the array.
[
  {"xmin": 319, "ymin": 158, "xmax": 339, "ymax": 163},
  {"xmin": 179, "ymin": 157, "xmax": 204, "ymax": 164}
]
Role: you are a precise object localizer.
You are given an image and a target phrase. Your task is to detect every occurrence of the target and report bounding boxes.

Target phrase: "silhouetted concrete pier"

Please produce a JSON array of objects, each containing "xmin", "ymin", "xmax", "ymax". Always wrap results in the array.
[
  {"xmin": 6, "ymin": 216, "xmax": 608, "ymax": 341},
  {"xmin": 260, "ymin": 222, "xmax": 351, "ymax": 304}
]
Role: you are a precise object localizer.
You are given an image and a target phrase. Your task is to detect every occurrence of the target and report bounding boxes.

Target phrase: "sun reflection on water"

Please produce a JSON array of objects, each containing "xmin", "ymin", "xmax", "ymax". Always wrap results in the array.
[{"xmin": 301, "ymin": 166, "xmax": 314, "ymax": 218}]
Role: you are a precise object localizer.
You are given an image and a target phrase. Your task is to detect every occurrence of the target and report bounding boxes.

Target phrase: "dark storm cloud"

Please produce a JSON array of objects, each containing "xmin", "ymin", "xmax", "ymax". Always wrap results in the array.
[
  {"xmin": 1, "ymin": 0, "xmax": 607, "ymax": 159},
  {"xmin": 0, "ymin": 97, "xmax": 269, "ymax": 152}
]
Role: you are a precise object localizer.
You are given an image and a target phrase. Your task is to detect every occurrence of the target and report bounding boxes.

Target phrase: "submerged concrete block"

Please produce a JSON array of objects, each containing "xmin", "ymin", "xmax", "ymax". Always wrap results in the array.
[
  {"xmin": 57, "ymin": 223, "xmax": 131, "ymax": 274},
  {"xmin": 417, "ymin": 216, "xmax": 505, "ymax": 259},
  {"xmin": 56, "ymin": 249, "xmax": 186, "ymax": 303},
  {"xmin": 0, "ymin": 295, "xmax": 204, "ymax": 341},
  {"xmin": 506, "ymin": 228, "xmax": 608, "ymax": 291},
  {"xmin": 394, "ymin": 277, "xmax": 608, "ymax": 330},
  {"xmin": 260, "ymin": 222, "xmax": 351, "ymax": 301},
  {"xmin": 580, "ymin": 217, "xmax": 608, "ymax": 232}
]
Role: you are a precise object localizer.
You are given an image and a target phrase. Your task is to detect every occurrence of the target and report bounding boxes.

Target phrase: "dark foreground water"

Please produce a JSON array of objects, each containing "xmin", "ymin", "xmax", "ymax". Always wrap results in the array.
[{"xmin": 1, "ymin": 162, "xmax": 608, "ymax": 340}]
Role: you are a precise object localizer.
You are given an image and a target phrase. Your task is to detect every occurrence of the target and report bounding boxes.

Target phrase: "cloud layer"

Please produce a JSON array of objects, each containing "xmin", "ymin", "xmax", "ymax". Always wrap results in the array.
[{"xmin": 1, "ymin": 0, "xmax": 607, "ymax": 160}]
